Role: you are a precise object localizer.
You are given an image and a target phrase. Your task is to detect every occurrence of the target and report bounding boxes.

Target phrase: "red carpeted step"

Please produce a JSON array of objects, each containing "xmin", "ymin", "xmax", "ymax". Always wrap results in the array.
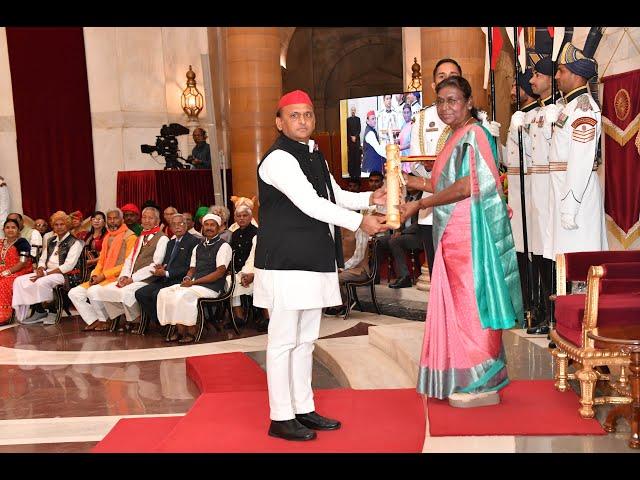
[
  {"xmin": 427, "ymin": 380, "xmax": 607, "ymax": 436},
  {"xmin": 155, "ymin": 388, "xmax": 425, "ymax": 453},
  {"xmin": 92, "ymin": 416, "xmax": 182, "ymax": 453},
  {"xmin": 185, "ymin": 352, "xmax": 267, "ymax": 393}
]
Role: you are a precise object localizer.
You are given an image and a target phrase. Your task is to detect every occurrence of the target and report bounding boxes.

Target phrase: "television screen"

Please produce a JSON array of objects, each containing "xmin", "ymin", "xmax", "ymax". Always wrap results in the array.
[{"xmin": 339, "ymin": 91, "xmax": 423, "ymax": 178}]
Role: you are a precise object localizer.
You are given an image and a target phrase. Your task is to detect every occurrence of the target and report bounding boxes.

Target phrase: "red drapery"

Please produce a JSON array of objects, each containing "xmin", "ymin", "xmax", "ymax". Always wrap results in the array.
[
  {"xmin": 116, "ymin": 170, "xmax": 216, "ymax": 215},
  {"xmin": 6, "ymin": 28, "xmax": 96, "ymax": 220},
  {"xmin": 602, "ymin": 70, "xmax": 640, "ymax": 248}
]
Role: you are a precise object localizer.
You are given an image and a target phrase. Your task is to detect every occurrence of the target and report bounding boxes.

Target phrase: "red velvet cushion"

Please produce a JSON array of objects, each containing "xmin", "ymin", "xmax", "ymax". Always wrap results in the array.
[
  {"xmin": 554, "ymin": 292, "xmax": 640, "ymax": 347},
  {"xmin": 600, "ymin": 279, "xmax": 640, "ymax": 294},
  {"xmin": 602, "ymin": 262, "xmax": 640, "ymax": 279},
  {"xmin": 565, "ymin": 251, "xmax": 640, "ymax": 282}
]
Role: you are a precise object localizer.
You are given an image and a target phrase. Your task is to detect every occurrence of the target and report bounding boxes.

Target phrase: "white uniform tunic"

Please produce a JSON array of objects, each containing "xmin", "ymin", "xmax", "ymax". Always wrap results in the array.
[
  {"xmin": 547, "ymin": 87, "xmax": 608, "ymax": 258},
  {"xmin": 528, "ymin": 96, "xmax": 555, "ymax": 256},
  {"xmin": 376, "ymin": 107, "xmax": 403, "ymax": 147},
  {"xmin": 504, "ymin": 102, "xmax": 538, "ymax": 252}
]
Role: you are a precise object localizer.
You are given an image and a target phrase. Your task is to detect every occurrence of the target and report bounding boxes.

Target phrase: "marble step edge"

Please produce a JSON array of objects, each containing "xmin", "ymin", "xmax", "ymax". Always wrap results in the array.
[{"xmin": 367, "ymin": 323, "xmax": 424, "ymax": 384}]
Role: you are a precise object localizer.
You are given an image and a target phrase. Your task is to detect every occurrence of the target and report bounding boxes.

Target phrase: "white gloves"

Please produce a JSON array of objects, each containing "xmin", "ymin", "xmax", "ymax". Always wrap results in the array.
[
  {"xmin": 487, "ymin": 121, "xmax": 501, "ymax": 137},
  {"xmin": 544, "ymin": 104, "xmax": 563, "ymax": 124},
  {"xmin": 561, "ymin": 213, "xmax": 578, "ymax": 230},
  {"xmin": 510, "ymin": 111, "xmax": 525, "ymax": 129}
]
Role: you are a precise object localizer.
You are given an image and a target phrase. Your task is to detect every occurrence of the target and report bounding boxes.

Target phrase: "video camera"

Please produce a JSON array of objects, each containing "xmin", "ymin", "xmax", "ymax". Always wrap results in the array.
[{"xmin": 140, "ymin": 123, "xmax": 191, "ymax": 170}]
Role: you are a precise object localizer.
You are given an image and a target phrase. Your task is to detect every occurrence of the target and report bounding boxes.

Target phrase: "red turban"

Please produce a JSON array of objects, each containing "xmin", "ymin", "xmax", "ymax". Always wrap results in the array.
[
  {"xmin": 70, "ymin": 210, "xmax": 83, "ymax": 219},
  {"xmin": 277, "ymin": 90, "xmax": 313, "ymax": 110},
  {"xmin": 120, "ymin": 203, "xmax": 140, "ymax": 215},
  {"xmin": 367, "ymin": 110, "xmax": 375, "ymax": 118}
]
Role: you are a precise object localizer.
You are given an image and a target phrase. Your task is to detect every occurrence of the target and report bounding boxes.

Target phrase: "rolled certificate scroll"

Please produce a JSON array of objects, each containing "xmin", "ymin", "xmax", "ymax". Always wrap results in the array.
[{"xmin": 385, "ymin": 141, "xmax": 403, "ymax": 230}]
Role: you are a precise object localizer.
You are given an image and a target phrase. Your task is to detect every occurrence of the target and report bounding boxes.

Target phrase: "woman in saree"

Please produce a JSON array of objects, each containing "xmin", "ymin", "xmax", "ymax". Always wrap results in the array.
[
  {"xmin": 0, "ymin": 218, "xmax": 33, "ymax": 324},
  {"xmin": 401, "ymin": 76, "xmax": 523, "ymax": 407}
]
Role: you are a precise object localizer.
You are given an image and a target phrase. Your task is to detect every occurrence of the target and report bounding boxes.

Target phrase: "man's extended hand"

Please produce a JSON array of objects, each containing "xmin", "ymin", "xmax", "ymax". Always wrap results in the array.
[
  {"xmin": 359, "ymin": 215, "xmax": 391, "ymax": 235},
  {"xmin": 117, "ymin": 276, "xmax": 133, "ymax": 288},
  {"xmin": 89, "ymin": 273, "xmax": 106, "ymax": 286},
  {"xmin": 370, "ymin": 185, "xmax": 387, "ymax": 206},
  {"xmin": 240, "ymin": 273, "xmax": 254, "ymax": 288},
  {"xmin": 153, "ymin": 264, "xmax": 167, "ymax": 277}
]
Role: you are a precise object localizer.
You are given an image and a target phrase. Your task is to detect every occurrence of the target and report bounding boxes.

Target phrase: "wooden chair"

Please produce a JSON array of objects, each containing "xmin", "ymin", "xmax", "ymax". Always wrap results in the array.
[
  {"xmin": 52, "ymin": 252, "xmax": 86, "ymax": 325},
  {"xmin": 344, "ymin": 238, "xmax": 382, "ymax": 320},
  {"xmin": 550, "ymin": 252, "xmax": 640, "ymax": 418}
]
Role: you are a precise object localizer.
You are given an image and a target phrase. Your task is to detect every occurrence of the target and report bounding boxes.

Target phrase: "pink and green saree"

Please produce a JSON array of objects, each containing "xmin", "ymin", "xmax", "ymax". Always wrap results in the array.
[{"xmin": 417, "ymin": 123, "xmax": 523, "ymax": 399}]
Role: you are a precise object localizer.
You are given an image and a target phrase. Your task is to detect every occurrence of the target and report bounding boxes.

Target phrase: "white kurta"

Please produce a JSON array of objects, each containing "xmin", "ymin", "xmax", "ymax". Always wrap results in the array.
[
  {"xmin": 529, "ymin": 99, "xmax": 554, "ymax": 256},
  {"xmin": 91, "ymin": 232, "xmax": 169, "ymax": 322},
  {"xmin": 547, "ymin": 89, "xmax": 607, "ymax": 258},
  {"xmin": 253, "ymin": 139, "xmax": 372, "ymax": 311},
  {"xmin": 505, "ymin": 104, "xmax": 537, "ymax": 252},
  {"xmin": 156, "ymin": 241, "xmax": 232, "ymax": 327},
  {"xmin": 232, "ymin": 235, "xmax": 257, "ymax": 306}
]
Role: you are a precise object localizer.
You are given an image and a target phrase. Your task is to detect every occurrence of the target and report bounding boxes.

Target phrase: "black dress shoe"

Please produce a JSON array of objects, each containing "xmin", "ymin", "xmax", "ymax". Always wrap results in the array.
[
  {"xmin": 526, "ymin": 323, "xmax": 550, "ymax": 335},
  {"xmin": 295, "ymin": 411, "xmax": 341, "ymax": 430},
  {"xmin": 268, "ymin": 419, "xmax": 317, "ymax": 441},
  {"xmin": 389, "ymin": 276, "xmax": 412, "ymax": 289}
]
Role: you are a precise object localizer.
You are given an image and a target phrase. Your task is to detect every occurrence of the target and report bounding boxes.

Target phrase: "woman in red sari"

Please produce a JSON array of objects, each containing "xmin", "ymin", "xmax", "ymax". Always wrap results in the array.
[{"xmin": 0, "ymin": 219, "xmax": 33, "ymax": 324}]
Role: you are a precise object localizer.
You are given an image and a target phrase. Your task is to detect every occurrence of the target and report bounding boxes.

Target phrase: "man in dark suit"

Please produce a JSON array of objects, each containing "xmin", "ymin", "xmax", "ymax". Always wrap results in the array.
[
  {"xmin": 346, "ymin": 105, "xmax": 362, "ymax": 179},
  {"xmin": 135, "ymin": 213, "xmax": 200, "ymax": 325},
  {"xmin": 377, "ymin": 185, "xmax": 422, "ymax": 288}
]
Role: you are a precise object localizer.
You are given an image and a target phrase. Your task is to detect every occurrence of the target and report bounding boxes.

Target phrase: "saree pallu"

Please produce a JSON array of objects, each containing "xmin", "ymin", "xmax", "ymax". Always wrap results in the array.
[
  {"xmin": 0, "ymin": 242, "xmax": 34, "ymax": 323},
  {"xmin": 417, "ymin": 124, "xmax": 523, "ymax": 399}
]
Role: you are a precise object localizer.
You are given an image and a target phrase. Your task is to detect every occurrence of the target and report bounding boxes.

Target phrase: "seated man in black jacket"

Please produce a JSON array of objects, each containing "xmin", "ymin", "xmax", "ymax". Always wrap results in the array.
[
  {"xmin": 135, "ymin": 214, "xmax": 200, "ymax": 325},
  {"xmin": 376, "ymin": 186, "xmax": 422, "ymax": 288}
]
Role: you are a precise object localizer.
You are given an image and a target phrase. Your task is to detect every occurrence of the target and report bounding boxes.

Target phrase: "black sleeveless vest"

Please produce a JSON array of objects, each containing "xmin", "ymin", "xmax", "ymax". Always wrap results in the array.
[
  {"xmin": 193, "ymin": 236, "xmax": 227, "ymax": 292},
  {"xmin": 254, "ymin": 134, "xmax": 344, "ymax": 272}
]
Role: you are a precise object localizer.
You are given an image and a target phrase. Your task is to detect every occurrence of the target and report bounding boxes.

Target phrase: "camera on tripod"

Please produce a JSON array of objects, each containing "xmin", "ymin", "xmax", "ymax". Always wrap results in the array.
[{"xmin": 141, "ymin": 123, "xmax": 190, "ymax": 170}]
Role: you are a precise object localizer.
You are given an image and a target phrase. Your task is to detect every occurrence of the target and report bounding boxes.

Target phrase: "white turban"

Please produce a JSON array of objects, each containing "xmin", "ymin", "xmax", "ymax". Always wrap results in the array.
[{"xmin": 201, "ymin": 213, "xmax": 222, "ymax": 226}]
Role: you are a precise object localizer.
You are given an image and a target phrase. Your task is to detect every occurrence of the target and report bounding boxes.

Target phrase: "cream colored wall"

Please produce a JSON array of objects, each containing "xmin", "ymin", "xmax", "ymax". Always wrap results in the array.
[{"xmin": 85, "ymin": 27, "xmax": 210, "ymax": 211}]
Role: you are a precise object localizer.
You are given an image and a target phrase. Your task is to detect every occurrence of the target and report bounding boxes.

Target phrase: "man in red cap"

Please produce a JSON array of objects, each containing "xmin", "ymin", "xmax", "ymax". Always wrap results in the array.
[
  {"xmin": 253, "ymin": 89, "xmax": 391, "ymax": 441},
  {"xmin": 120, "ymin": 203, "xmax": 142, "ymax": 236}
]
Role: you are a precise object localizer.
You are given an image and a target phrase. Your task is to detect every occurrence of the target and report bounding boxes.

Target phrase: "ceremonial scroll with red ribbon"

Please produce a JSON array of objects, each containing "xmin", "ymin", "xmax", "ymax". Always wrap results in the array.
[{"xmin": 602, "ymin": 69, "xmax": 640, "ymax": 249}]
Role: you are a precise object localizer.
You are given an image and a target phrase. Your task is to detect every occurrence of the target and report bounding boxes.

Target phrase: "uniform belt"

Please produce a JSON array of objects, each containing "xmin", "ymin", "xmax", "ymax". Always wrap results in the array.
[
  {"xmin": 528, "ymin": 165, "xmax": 550, "ymax": 174},
  {"xmin": 506, "ymin": 167, "xmax": 530, "ymax": 175},
  {"xmin": 548, "ymin": 162, "xmax": 598, "ymax": 172}
]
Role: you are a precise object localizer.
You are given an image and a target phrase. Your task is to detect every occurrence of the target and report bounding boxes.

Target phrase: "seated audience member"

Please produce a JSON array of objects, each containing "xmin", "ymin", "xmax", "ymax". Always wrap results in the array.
[
  {"xmin": 8, "ymin": 212, "xmax": 42, "ymax": 259},
  {"xmin": 12, "ymin": 211, "xmax": 83, "ymax": 324},
  {"xmin": 228, "ymin": 196, "xmax": 259, "ymax": 231},
  {"xmin": 157, "ymin": 213, "xmax": 232, "ymax": 343},
  {"xmin": 84, "ymin": 211, "xmax": 108, "ymax": 268},
  {"xmin": 194, "ymin": 206, "xmax": 209, "ymax": 232},
  {"xmin": 70, "ymin": 210, "xmax": 88, "ymax": 241},
  {"xmin": 209, "ymin": 205, "xmax": 232, "ymax": 242},
  {"xmin": 230, "ymin": 205, "xmax": 258, "ymax": 323},
  {"xmin": 134, "ymin": 214, "xmax": 199, "ymax": 326},
  {"xmin": 68, "ymin": 208, "xmax": 137, "ymax": 331},
  {"xmin": 324, "ymin": 222, "xmax": 371, "ymax": 316},
  {"xmin": 89, "ymin": 207, "xmax": 168, "ymax": 331},
  {"xmin": 346, "ymin": 178, "xmax": 361, "ymax": 193},
  {"xmin": 33, "ymin": 218, "xmax": 50, "ymax": 237},
  {"xmin": 162, "ymin": 206, "xmax": 177, "ymax": 238},
  {"xmin": 121, "ymin": 203, "xmax": 142, "ymax": 236},
  {"xmin": 183, "ymin": 211, "xmax": 203, "ymax": 239},
  {"xmin": 367, "ymin": 171, "xmax": 384, "ymax": 192},
  {"xmin": 0, "ymin": 219, "xmax": 33, "ymax": 324},
  {"xmin": 376, "ymin": 186, "xmax": 422, "ymax": 288}
]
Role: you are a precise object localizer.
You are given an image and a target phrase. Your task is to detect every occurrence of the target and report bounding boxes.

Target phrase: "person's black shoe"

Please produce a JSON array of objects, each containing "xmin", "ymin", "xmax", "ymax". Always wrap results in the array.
[
  {"xmin": 268, "ymin": 419, "xmax": 317, "ymax": 441},
  {"xmin": 324, "ymin": 305, "xmax": 347, "ymax": 317},
  {"xmin": 295, "ymin": 411, "xmax": 341, "ymax": 430},
  {"xmin": 526, "ymin": 323, "xmax": 550, "ymax": 335},
  {"xmin": 389, "ymin": 276, "xmax": 412, "ymax": 289}
]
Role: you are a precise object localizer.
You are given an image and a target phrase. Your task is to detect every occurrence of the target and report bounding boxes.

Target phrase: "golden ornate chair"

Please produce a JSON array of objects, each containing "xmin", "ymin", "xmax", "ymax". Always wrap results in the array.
[{"xmin": 550, "ymin": 251, "xmax": 640, "ymax": 418}]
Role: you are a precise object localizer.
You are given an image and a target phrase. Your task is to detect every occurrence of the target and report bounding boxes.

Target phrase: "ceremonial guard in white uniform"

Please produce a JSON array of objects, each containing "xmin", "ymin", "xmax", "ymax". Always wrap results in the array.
[
  {"xmin": 547, "ymin": 42, "xmax": 608, "ymax": 257},
  {"xmin": 377, "ymin": 94, "xmax": 402, "ymax": 148}
]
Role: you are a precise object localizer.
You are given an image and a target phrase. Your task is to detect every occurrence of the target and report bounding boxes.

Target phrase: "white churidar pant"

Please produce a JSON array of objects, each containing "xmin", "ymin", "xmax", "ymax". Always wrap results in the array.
[
  {"xmin": 68, "ymin": 284, "xmax": 112, "ymax": 325},
  {"xmin": 91, "ymin": 281, "xmax": 148, "ymax": 322}
]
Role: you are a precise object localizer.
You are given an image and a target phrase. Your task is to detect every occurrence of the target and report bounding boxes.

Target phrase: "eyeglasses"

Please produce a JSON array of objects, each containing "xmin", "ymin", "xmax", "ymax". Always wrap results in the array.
[{"xmin": 435, "ymin": 97, "xmax": 465, "ymax": 108}]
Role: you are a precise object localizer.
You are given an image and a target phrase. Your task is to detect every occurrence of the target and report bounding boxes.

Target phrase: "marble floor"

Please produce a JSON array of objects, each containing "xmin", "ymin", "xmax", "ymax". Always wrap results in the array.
[{"xmin": 0, "ymin": 287, "xmax": 637, "ymax": 454}]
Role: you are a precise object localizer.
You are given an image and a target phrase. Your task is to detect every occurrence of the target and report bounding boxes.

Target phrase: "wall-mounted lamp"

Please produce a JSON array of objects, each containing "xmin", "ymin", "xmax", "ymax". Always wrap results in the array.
[
  {"xmin": 181, "ymin": 65, "xmax": 204, "ymax": 120},
  {"xmin": 407, "ymin": 57, "xmax": 422, "ymax": 92}
]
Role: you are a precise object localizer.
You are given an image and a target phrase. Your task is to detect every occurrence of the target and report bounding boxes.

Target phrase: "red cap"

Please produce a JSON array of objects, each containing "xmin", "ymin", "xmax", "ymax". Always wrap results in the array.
[
  {"xmin": 120, "ymin": 203, "xmax": 141, "ymax": 215},
  {"xmin": 70, "ymin": 210, "xmax": 84, "ymax": 219},
  {"xmin": 367, "ymin": 110, "xmax": 375, "ymax": 118},
  {"xmin": 277, "ymin": 90, "xmax": 313, "ymax": 110}
]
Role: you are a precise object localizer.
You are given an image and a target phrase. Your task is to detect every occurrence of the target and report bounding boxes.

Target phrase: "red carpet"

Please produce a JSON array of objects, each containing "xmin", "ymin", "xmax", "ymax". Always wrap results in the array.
[
  {"xmin": 155, "ymin": 388, "xmax": 425, "ymax": 453},
  {"xmin": 92, "ymin": 416, "xmax": 181, "ymax": 453},
  {"xmin": 185, "ymin": 352, "xmax": 267, "ymax": 393},
  {"xmin": 427, "ymin": 380, "xmax": 606, "ymax": 436}
]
